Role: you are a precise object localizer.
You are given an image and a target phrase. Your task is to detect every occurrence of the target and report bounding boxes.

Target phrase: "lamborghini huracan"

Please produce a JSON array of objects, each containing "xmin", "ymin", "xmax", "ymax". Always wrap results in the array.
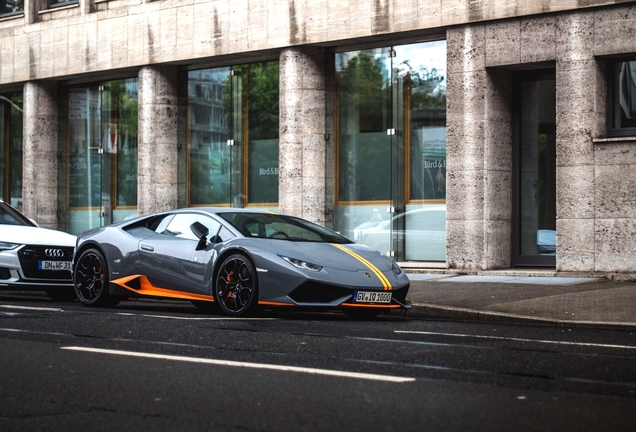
[{"xmin": 72, "ymin": 208, "xmax": 411, "ymax": 318}]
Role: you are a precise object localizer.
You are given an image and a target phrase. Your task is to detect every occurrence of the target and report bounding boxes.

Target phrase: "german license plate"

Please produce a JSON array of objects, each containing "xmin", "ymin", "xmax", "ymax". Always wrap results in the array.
[
  {"xmin": 353, "ymin": 291, "xmax": 392, "ymax": 304},
  {"xmin": 39, "ymin": 261, "xmax": 71, "ymax": 271}
]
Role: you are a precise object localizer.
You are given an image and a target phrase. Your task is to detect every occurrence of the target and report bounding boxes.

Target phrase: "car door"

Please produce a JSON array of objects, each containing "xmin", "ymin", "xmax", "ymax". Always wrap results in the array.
[{"xmin": 138, "ymin": 213, "xmax": 222, "ymax": 295}]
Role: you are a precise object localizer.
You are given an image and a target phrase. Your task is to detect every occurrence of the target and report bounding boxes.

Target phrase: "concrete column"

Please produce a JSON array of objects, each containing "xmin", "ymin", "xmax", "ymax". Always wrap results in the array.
[
  {"xmin": 22, "ymin": 81, "xmax": 59, "ymax": 229},
  {"xmin": 137, "ymin": 65, "xmax": 180, "ymax": 216},
  {"xmin": 555, "ymin": 12, "xmax": 596, "ymax": 272},
  {"xmin": 446, "ymin": 24, "xmax": 513, "ymax": 271},
  {"xmin": 279, "ymin": 47, "xmax": 329, "ymax": 225}
]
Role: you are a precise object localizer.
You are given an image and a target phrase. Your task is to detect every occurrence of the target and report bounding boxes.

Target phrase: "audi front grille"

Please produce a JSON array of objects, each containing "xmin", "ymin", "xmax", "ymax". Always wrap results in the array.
[{"xmin": 17, "ymin": 246, "xmax": 74, "ymax": 280}]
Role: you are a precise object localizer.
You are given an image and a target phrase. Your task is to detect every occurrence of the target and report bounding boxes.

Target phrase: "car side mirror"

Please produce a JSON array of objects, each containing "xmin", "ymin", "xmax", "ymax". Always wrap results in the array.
[{"xmin": 190, "ymin": 222, "xmax": 209, "ymax": 250}]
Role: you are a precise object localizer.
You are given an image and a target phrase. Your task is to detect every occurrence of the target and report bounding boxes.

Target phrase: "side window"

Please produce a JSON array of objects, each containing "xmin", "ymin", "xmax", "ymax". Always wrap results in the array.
[{"xmin": 160, "ymin": 214, "xmax": 221, "ymax": 241}]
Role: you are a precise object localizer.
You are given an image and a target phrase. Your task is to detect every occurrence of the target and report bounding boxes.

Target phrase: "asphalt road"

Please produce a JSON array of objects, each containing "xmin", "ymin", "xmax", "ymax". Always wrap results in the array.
[{"xmin": 1, "ymin": 291, "xmax": 635, "ymax": 432}]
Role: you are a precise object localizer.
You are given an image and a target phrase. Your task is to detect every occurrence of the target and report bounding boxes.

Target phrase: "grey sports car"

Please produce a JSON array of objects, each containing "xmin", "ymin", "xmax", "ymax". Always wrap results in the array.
[{"xmin": 72, "ymin": 208, "xmax": 411, "ymax": 318}]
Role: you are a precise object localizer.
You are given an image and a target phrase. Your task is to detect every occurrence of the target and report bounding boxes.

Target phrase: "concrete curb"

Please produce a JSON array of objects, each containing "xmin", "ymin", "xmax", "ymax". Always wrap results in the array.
[{"xmin": 405, "ymin": 302, "xmax": 636, "ymax": 332}]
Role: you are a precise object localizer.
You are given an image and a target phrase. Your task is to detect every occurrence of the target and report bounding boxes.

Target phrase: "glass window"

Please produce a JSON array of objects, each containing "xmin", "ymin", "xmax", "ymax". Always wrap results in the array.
[
  {"xmin": 160, "ymin": 213, "xmax": 221, "ymax": 241},
  {"xmin": 219, "ymin": 212, "xmax": 350, "ymax": 243},
  {"xmin": 335, "ymin": 41, "xmax": 447, "ymax": 262},
  {"xmin": 187, "ymin": 61, "xmax": 279, "ymax": 209},
  {"xmin": 49, "ymin": 0, "xmax": 78, "ymax": 8},
  {"xmin": 0, "ymin": 93, "xmax": 23, "ymax": 209},
  {"xmin": 67, "ymin": 79, "xmax": 138, "ymax": 234},
  {"xmin": 1, "ymin": 0, "xmax": 23, "ymax": 16},
  {"xmin": 609, "ymin": 58, "xmax": 636, "ymax": 137}
]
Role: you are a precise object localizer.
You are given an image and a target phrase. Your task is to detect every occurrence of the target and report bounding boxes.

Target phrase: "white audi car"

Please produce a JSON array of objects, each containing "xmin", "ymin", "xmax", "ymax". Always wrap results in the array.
[{"xmin": 0, "ymin": 200, "xmax": 77, "ymax": 301}]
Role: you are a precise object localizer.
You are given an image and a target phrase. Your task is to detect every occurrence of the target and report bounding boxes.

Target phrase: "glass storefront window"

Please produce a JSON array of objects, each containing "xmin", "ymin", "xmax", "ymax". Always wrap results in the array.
[
  {"xmin": 188, "ymin": 61, "xmax": 279, "ymax": 210},
  {"xmin": 0, "ymin": 93, "xmax": 23, "ymax": 209},
  {"xmin": 67, "ymin": 79, "xmax": 138, "ymax": 234},
  {"xmin": 335, "ymin": 41, "xmax": 447, "ymax": 262}
]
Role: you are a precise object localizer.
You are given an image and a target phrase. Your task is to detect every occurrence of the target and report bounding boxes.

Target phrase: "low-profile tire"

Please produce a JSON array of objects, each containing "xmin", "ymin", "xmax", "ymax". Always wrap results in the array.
[
  {"xmin": 73, "ymin": 248, "xmax": 120, "ymax": 307},
  {"xmin": 343, "ymin": 308, "xmax": 382, "ymax": 320},
  {"xmin": 45, "ymin": 287, "xmax": 77, "ymax": 302},
  {"xmin": 214, "ymin": 253, "xmax": 258, "ymax": 317}
]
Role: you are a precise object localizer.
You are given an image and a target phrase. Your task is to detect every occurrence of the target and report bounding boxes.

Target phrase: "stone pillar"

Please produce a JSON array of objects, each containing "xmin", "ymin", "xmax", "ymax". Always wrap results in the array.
[
  {"xmin": 446, "ymin": 24, "xmax": 513, "ymax": 270},
  {"xmin": 22, "ymin": 81, "xmax": 59, "ymax": 229},
  {"xmin": 279, "ymin": 47, "xmax": 329, "ymax": 225},
  {"xmin": 137, "ymin": 65, "xmax": 180, "ymax": 216},
  {"xmin": 555, "ymin": 12, "xmax": 596, "ymax": 272}
]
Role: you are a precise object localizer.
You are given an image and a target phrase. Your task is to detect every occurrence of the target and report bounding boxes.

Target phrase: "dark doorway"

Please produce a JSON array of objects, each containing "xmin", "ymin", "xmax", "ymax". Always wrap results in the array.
[{"xmin": 512, "ymin": 69, "xmax": 556, "ymax": 267}]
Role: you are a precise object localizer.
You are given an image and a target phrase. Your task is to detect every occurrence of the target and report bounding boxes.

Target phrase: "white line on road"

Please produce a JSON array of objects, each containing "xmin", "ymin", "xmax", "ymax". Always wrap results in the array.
[
  {"xmin": 61, "ymin": 346, "xmax": 415, "ymax": 383},
  {"xmin": 395, "ymin": 330, "xmax": 636, "ymax": 350},
  {"xmin": 0, "ymin": 304, "xmax": 63, "ymax": 312}
]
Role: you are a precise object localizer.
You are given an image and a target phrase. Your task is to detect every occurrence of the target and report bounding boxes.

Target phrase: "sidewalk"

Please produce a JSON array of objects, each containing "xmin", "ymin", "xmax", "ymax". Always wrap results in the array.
[{"xmin": 403, "ymin": 273, "xmax": 636, "ymax": 331}]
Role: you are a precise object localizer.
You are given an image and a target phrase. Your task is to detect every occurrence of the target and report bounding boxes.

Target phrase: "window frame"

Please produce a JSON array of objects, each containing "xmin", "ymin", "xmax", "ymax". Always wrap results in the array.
[{"xmin": 607, "ymin": 56, "xmax": 636, "ymax": 138}]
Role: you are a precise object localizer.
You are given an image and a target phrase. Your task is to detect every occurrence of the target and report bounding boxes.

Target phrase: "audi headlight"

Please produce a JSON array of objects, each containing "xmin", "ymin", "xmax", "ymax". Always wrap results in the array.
[
  {"xmin": 280, "ymin": 256, "xmax": 323, "ymax": 272},
  {"xmin": 0, "ymin": 241, "xmax": 19, "ymax": 251}
]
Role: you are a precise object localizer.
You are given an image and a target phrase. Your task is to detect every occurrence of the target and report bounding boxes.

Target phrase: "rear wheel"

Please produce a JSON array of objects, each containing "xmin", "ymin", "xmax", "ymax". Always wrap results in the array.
[
  {"xmin": 73, "ymin": 248, "xmax": 120, "ymax": 307},
  {"xmin": 215, "ymin": 254, "xmax": 258, "ymax": 317}
]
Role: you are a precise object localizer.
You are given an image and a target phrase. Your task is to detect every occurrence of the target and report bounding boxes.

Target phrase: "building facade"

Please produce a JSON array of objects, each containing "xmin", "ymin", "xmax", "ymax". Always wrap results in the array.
[{"xmin": 1, "ymin": 0, "xmax": 636, "ymax": 277}]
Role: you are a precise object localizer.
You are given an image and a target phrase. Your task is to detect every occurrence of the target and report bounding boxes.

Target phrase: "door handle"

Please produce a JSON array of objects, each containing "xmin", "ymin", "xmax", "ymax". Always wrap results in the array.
[{"xmin": 141, "ymin": 244, "xmax": 154, "ymax": 252}]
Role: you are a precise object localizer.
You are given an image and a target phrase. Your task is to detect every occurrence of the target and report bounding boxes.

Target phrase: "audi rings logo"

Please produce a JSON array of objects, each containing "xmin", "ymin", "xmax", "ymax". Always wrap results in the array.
[{"xmin": 45, "ymin": 249, "xmax": 65, "ymax": 258}]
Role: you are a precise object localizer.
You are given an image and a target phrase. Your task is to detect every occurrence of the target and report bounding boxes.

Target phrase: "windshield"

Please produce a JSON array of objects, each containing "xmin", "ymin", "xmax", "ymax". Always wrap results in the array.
[
  {"xmin": 219, "ymin": 212, "xmax": 352, "ymax": 244},
  {"xmin": 0, "ymin": 203, "xmax": 36, "ymax": 227}
]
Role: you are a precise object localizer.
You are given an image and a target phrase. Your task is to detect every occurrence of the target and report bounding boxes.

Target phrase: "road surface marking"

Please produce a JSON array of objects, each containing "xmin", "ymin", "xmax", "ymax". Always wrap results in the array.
[
  {"xmin": 61, "ymin": 346, "xmax": 415, "ymax": 383},
  {"xmin": 0, "ymin": 304, "xmax": 63, "ymax": 312},
  {"xmin": 395, "ymin": 330, "xmax": 636, "ymax": 350}
]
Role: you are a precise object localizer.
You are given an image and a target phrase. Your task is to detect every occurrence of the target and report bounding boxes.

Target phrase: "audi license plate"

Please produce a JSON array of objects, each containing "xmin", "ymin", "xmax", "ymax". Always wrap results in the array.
[
  {"xmin": 39, "ymin": 261, "xmax": 71, "ymax": 271},
  {"xmin": 353, "ymin": 291, "xmax": 392, "ymax": 304}
]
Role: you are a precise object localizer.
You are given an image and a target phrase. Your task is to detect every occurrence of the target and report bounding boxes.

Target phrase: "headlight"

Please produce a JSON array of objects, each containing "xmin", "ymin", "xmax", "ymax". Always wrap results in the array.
[
  {"xmin": 0, "ymin": 241, "xmax": 19, "ymax": 251},
  {"xmin": 280, "ymin": 256, "xmax": 323, "ymax": 272}
]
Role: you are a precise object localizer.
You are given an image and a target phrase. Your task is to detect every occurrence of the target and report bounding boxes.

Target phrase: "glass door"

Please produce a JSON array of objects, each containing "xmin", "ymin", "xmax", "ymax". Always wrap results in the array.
[
  {"xmin": 187, "ymin": 62, "xmax": 279, "ymax": 210},
  {"xmin": 513, "ymin": 70, "xmax": 556, "ymax": 266},
  {"xmin": 67, "ymin": 80, "xmax": 138, "ymax": 234},
  {"xmin": 68, "ymin": 86, "xmax": 104, "ymax": 234},
  {"xmin": 335, "ymin": 41, "xmax": 447, "ymax": 262},
  {"xmin": 335, "ymin": 47, "xmax": 395, "ymax": 254}
]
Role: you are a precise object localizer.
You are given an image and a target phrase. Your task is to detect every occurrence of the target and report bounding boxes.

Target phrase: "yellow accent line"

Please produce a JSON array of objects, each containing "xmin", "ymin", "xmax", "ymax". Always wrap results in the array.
[{"xmin": 331, "ymin": 244, "xmax": 392, "ymax": 291}]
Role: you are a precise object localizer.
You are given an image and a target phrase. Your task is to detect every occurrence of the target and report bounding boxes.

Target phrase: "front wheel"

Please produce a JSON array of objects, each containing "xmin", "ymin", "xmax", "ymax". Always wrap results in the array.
[
  {"xmin": 214, "ymin": 254, "xmax": 258, "ymax": 317},
  {"xmin": 73, "ymin": 248, "xmax": 120, "ymax": 307}
]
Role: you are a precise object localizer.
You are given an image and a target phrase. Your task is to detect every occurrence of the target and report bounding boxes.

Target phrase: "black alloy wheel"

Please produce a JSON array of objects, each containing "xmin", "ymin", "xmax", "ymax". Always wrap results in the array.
[
  {"xmin": 73, "ymin": 248, "xmax": 119, "ymax": 307},
  {"xmin": 215, "ymin": 254, "xmax": 258, "ymax": 316}
]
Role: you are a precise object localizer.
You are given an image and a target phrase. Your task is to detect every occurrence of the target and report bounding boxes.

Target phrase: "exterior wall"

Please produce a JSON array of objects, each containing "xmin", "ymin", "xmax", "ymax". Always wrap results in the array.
[
  {"xmin": 0, "ymin": 1, "xmax": 630, "ymax": 85},
  {"xmin": 445, "ymin": 5, "xmax": 636, "ymax": 274},
  {"xmin": 2, "ymin": 0, "xmax": 636, "ymax": 274}
]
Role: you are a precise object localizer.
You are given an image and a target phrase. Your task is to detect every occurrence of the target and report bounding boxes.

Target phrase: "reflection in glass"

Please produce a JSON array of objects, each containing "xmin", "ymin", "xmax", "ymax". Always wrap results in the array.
[
  {"xmin": 335, "ymin": 41, "xmax": 447, "ymax": 262},
  {"xmin": 0, "ymin": 93, "xmax": 23, "ymax": 209},
  {"xmin": 188, "ymin": 61, "xmax": 279, "ymax": 209},
  {"xmin": 1, "ymin": 0, "xmax": 23, "ymax": 15},
  {"xmin": 519, "ymin": 79, "xmax": 556, "ymax": 257},
  {"xmin": 67, "ymin": 79, "xmax": 138, "ymax": 234},
  {"xmin": 613, "ymin": 60, "xmax": 636, "ymax": 131}
]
